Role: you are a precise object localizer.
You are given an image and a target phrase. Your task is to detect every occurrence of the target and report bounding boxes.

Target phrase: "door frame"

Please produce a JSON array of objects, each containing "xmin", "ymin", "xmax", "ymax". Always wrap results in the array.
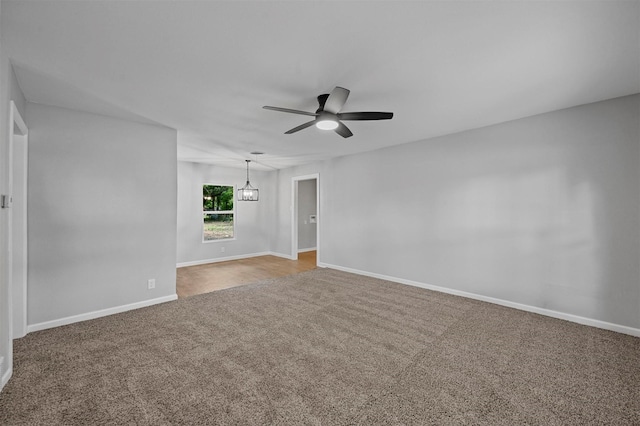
[{"xmin": 291, "ymin": 173, "xmax": 319, "ymax": 262}]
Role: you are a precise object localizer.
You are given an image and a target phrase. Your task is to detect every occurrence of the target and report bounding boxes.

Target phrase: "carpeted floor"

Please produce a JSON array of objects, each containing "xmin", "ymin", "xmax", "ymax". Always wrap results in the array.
[{"xmin": 1, "ymin": 268, "xmax": 639, "ymax": 425}]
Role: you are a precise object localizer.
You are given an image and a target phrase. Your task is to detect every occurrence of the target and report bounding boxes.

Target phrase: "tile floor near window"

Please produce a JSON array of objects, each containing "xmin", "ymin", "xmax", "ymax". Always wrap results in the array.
[{"xmin": 176, "ymin": 251, "xmax": 317, "ymax": 298}]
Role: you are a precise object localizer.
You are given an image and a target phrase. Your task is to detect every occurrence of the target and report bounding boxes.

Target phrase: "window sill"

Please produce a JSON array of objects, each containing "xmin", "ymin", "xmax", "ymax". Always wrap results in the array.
[{"xmin": 202, "ymin": 238, "xmax": 236, "ymax": 244}]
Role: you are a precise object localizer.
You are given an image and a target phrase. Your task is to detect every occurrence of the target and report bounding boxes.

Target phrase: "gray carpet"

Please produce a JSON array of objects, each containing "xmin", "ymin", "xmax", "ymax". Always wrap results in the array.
[{"xmin": 1, "ymin": 268, "xmax": 639, "ymax": 425}]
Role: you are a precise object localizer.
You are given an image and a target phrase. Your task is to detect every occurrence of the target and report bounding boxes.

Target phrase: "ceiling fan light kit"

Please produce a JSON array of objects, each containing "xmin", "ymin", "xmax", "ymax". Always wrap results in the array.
[
  {"xmin": 263, "ymin": 86, "xmax": 393, "ymax": 138},
  {"xmin": 315, "ymin": 115, "xmax": 339, "ymax": 130}
]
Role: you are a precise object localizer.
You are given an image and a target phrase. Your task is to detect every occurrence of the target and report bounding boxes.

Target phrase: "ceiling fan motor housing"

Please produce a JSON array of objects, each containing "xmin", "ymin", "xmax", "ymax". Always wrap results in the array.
[{"xmin": 316, "ymin": 94, "xmax": 330, "ymax": 113}]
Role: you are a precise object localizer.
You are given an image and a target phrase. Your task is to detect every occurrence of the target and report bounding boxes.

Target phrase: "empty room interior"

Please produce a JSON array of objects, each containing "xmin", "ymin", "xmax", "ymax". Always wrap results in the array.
[{"xmin": 0, "ymin": 1, "xmax": 639, "ymax": 424}]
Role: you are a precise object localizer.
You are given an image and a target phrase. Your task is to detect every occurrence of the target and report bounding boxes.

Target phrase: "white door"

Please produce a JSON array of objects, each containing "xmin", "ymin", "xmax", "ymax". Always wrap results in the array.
[{"xmin": 7, "ymin": 101, "xmax": 28, "ymax": 339}]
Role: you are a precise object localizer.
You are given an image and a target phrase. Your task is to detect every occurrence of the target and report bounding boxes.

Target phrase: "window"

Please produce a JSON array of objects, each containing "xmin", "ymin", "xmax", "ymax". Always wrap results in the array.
[{"xmin": 203, "ymin": 184, "xmax": 234, "ymax": 241}]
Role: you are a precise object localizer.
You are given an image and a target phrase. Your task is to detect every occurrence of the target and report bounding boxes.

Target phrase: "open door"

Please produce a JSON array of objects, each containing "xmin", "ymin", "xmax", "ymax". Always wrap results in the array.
[{"xmin": 8, "ymin": 101, "xmax": 29, "ymax": 339}]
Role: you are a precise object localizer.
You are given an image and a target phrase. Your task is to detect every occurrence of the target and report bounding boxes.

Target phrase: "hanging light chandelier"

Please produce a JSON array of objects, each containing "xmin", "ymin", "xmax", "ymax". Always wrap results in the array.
[{"xmin": 238, "ymin": 159, "xmax": 259, "ymax": 201}]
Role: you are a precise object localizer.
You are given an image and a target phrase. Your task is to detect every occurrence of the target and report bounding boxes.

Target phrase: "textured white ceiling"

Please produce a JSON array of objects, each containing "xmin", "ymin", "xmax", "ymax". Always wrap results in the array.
[{"xmin": 3, "ymin": 0, "xmax": 639, "ymax": 170}]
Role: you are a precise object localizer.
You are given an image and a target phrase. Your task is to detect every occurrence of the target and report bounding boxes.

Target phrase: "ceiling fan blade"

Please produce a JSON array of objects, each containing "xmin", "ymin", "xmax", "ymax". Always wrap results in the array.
[
  {"xmin": 285, "ymin": 119, "xmax": 317, "ymax": 134},
  {"xmin": 323, "ymin": 86, "xmax": 350, "ymax": 114},
  {"xmin": 263, "ymin": 106, "xmax": 317, "ymax": 117},
  {"xmin": 337, "ymin": 111, "xmax": 394, "ymax": 121},
  {"xmin": 334, "ymin": 122, "xmax": 353, "ymax": 138}
]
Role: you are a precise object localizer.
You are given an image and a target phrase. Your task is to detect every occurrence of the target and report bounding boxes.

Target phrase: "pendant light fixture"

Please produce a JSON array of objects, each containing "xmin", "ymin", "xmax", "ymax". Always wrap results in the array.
[{"xmin": 238, "ymin": 159, "xmax": 259, "ymax": 201}]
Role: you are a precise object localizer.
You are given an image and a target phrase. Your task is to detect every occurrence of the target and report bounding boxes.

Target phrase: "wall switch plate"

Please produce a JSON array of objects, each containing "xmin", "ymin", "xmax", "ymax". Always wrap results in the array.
[
  {"xmin": 147, "ymin": 279, "xmax": 156, "ymax": 290},
  {"xmin": 221, "ymin": 247, "xmax": 225, "ymax": 253}
]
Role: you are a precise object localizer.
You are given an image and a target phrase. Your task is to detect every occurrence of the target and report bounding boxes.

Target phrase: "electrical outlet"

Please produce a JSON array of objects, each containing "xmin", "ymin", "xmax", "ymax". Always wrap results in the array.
[
  {"xmin": 147, "ymin": 279, "xmax": 156, "ymax": 290},
  {"xmin": 221, "ymin": 247, "xmax": 225, "ymax": 253}
]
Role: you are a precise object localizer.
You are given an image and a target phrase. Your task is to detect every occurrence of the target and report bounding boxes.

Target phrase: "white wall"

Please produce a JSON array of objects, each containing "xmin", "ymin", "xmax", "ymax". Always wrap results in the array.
[
  {"xmin": 0, "ymin": 3, "xmax": 28, "ymax": 387},
  {"xmin": 177, "ymin": 161, "xmax": 273, "ymax": 265},
  {"xmin": 26, "ymin": 103, "xmax": 178, "ymax": 327},
  {"xmin": 273, "ymin": 95, "xmax": 640, "ymax": 330},
  {"xmin": 297, "ymin": 179, "xmax": 317, "ymax": 251}
]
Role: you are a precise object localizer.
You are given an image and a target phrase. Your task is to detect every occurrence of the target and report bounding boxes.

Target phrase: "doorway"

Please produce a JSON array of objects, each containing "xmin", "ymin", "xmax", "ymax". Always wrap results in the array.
[
  {"xmin": 7, "ymin": 101, "xmax": 28, "ymax": 339},
  {"xmin": 291, "ymin": 174, "xmax": 319, "ymax": 263}
]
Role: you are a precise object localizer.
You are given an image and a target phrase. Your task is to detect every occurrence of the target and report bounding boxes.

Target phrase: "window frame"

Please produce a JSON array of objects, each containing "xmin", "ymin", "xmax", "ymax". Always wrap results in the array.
[{"xmin": 202, "ymin": 183, "xmax": 236, "ymax": 243}]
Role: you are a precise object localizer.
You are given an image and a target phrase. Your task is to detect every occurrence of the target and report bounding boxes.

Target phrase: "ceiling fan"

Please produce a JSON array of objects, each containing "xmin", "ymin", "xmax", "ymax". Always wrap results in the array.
[{"xmin": 263, "ymin": 86, "xmax": 393, "ymax": 138}]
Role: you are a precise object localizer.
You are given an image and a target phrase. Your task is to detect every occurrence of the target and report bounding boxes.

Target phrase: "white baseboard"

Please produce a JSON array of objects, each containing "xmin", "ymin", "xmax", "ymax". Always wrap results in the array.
[
  {"xmin": 298, "ymin": 247, "xmax": 317, "ymax": 253},
  {"xmin": 177, "ymin": 251, "xmax": 272, "ymax": 268},
  {"xmin": 268, "ymin": 252, "xmax": 296, "ymax": 260},
  {"xmin": 1, "ymin": 362, "xmax": 11, "ymax": 393},
  {"xmin": 178, "ymin": 251, "xmax": 312, "ymax": 267},
  {"xmin": 318, "ymin": 262, "xmax": 640, "ymax": 338},
  {"xmin": 27, "ymin": 294, "xmax": 178, "ymax": 334}
]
